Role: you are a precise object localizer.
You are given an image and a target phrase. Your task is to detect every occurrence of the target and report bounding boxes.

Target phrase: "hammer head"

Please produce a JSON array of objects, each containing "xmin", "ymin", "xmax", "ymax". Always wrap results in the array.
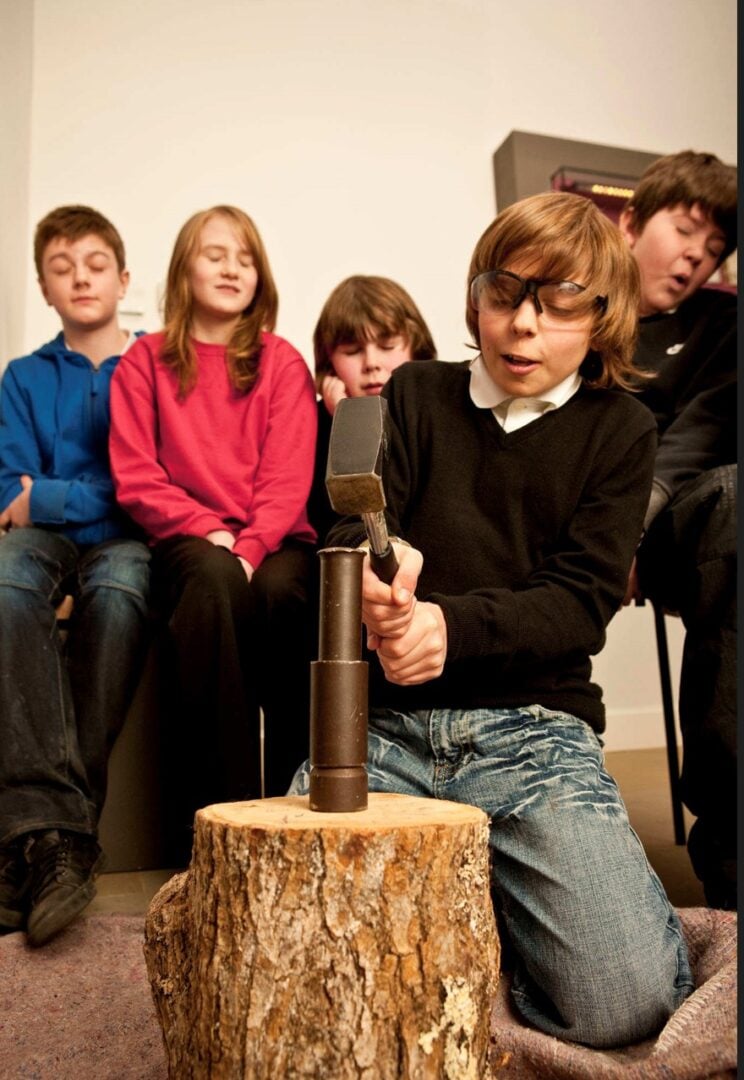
[{"xmin": 326, "ymin": 396, "xmax": 390, "ymax": 515}]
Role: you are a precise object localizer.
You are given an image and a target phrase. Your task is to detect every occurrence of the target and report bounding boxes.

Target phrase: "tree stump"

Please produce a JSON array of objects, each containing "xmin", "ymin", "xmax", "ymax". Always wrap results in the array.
[{"xmin": 144, "ymin": 793, "xmax": 500, "ymax": 1079}]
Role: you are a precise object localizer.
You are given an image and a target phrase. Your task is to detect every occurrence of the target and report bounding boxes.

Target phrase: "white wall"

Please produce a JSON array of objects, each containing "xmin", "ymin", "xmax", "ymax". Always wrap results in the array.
[
  {"xmin": 594, "ymin": 603, "xmax": 683, "ymax": 751},
  {"xmin": 0, "ymin": 1, "xmax": 33, "ymax": 366},
  {"xmin": 7, "ymin": 0, "xmax": 736, "ymax": 750},
  {"xmin": 19, "ymin": 0, "xmax": 737, "ymax": 363}
]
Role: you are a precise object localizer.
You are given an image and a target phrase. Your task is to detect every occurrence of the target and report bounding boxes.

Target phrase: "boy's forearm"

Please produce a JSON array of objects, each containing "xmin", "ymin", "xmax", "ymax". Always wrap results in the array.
[
  {"xmin": 326, "ymin": 515, "xmax": 370, "ymax": 550},
  {"xmin": 28, "ymin": 474, "xmax": 123, "ymax": 528},
  {"xmin": 651, "ymin": 374, "xmax": 735, "ymax": 508}
]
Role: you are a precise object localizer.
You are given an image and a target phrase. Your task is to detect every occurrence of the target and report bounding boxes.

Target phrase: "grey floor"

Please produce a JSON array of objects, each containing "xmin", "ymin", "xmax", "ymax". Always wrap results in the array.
[{"xmin": 88, "ymin": 746, "xmax": 705, "ymax": 917}]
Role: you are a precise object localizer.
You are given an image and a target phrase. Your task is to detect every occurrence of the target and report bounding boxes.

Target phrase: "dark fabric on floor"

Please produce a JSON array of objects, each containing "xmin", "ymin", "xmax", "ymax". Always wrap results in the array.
[
  {"xmin": 0, "ymin": 908, "xmax": 735, "ymax": 1078},
  {"xmin": 489, "ymin": 907, "xmax": 737, "ymax": 1078}
]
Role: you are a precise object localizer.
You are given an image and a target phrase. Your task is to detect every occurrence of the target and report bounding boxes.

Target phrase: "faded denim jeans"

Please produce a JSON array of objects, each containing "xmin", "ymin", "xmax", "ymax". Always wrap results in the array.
[
  {"xmin": 0, "ymin": 528, "xmax": 151, "ymax": 845},
  {"xmin": 290, "ymin": 704, "xmax": 694, "ymax": 1048}
]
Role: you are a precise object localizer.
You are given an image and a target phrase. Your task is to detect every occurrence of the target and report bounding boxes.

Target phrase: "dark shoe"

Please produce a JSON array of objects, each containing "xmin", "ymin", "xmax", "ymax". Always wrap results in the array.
[
  {"xmin": 0, "ymin": 838, "xmax": 31, "ymax": 932},
  {"xmin": 703, "ymin": 874, "xmax": 737, "ymax": 911},
  {"xmin": 26, "ymin": 830, "xmax": 105, "ymax": 947}
]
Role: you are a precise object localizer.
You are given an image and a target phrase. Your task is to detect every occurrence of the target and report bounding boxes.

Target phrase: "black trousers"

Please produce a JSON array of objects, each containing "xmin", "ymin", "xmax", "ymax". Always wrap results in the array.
[
  {"xmin": 152, "ymin": 536, "xmax": 315, "ymax": 856},
  {"xmin": 638, "ymin": 465, "xmax": 737, "ymax": 908}
]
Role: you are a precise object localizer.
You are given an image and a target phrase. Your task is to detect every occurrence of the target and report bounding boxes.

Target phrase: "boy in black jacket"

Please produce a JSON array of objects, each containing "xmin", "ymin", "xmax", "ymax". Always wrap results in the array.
[
  {"xmin": 620, "ymin": 151, "xmax": 737, "ymax": 911},
  {"xmin": 292, "ymin": 192, "xmax": 693, "ymax": 1048}
]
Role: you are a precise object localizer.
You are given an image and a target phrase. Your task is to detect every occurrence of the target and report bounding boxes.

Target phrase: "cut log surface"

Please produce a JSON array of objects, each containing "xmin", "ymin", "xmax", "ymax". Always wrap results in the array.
[{"xmin": 144, "ymin": 793, "xmax": 500, "ymax": 1080}]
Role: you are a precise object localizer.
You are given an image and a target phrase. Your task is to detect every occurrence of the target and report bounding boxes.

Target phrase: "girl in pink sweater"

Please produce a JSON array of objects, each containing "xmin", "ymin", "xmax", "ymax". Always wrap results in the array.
[{"xmin": 110, "ymin": 206, "xmax": 317, "ymax": 853}]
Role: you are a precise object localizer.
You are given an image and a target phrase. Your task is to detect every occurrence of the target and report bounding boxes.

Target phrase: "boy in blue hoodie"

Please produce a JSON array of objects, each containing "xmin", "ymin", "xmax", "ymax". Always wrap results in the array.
[{"xmin": 0, "ymin": 206, "xmax": 151, "ymax": 945}]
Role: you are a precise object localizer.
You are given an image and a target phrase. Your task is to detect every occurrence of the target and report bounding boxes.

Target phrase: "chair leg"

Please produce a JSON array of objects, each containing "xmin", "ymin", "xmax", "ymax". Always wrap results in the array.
[
  {"xmin": 652, "ymin": 603, "xmax": 686, "ymax": 845},
  {"xmin": 259, "ymin": 707, "xmax": 265, "ymax": 799}
]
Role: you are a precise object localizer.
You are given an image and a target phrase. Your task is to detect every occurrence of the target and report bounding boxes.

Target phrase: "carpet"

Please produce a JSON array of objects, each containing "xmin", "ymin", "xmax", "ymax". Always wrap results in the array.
[
  {"xmin": 0, "ymin": 916, "xmax": 166, "ymax": 1079},
  {"xmin": 0, "ymin": 908, "xmax": 736, "ymax": 1079}
]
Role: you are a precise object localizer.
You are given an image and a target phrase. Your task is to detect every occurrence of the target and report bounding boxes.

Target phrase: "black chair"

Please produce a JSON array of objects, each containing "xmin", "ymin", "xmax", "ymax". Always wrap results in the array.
[{"xmin": 650, "ymin": 601, "xmax": 686, "ymax": 846}]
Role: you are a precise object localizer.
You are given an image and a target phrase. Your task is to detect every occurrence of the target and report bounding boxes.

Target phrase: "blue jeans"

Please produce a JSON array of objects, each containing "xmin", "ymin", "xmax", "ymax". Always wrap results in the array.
[
  {"xmin": 290, "ymin": 705, "xmax": 693, "ymax": 1048},
  {"xmin": 0, "ymin": 528, "xmax": 151, "ymax": 845}
]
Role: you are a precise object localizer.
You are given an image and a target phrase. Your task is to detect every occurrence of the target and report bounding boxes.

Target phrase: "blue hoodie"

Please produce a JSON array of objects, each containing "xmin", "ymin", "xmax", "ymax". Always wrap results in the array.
[{"xmin": 0, "ymin": 331, "xmax": 144, "ymax": 546}]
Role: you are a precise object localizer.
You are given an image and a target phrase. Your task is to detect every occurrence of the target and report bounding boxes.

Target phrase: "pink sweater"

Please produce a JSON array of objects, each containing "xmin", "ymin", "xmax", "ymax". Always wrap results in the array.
[{"xmin": 109, "ymin": 331, "xmax": 317, "ymax": 570}]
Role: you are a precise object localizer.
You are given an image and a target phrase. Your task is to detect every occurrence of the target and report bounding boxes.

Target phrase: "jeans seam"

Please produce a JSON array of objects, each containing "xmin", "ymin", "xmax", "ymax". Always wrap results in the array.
[
  {"xmin": 0, "ymin": 578, "xmax": 59, "ymax": 598},
  {"xmin": 50, "ymin": 635, "xmax": 76, "ymax": 787},
  {"xmin": 75, "ymin": 578, "xmax": 149, "ymax": 603}
]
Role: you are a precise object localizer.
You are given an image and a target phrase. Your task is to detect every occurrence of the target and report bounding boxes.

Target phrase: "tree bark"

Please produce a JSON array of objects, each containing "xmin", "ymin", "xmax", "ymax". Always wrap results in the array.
[{"xmin": 144, "ymin": 793, "xmax": 500, "ymax": 1079}]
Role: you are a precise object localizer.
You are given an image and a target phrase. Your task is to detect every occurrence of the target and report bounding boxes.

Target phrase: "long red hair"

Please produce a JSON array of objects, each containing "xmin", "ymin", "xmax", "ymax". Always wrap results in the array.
[{"xmin": 161, "ymin": 205, "xmax": 278, "ymax": 395}]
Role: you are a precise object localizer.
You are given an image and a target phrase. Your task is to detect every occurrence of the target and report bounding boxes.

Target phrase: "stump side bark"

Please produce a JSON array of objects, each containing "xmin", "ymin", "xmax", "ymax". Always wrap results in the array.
[{"xmin": 144, "ymin": 793, "xmax": 500, "ymax": 1080}]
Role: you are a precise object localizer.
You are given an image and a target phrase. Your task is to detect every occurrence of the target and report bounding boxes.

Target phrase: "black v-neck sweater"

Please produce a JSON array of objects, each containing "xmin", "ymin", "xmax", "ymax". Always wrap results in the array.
[{"xmin": 327, "ymin": 360, "xmax": 656, "ymax": 732}]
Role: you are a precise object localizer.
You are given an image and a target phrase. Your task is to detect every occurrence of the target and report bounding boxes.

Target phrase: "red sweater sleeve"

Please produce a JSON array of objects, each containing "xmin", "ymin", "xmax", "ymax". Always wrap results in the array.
[{"xmin": 232, "ymin": 342, "xmax": 318, "ymax": 568}]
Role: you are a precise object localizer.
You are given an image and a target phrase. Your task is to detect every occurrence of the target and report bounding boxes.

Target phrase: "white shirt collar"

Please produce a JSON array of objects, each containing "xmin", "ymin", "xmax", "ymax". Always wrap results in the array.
[{"xmin": 469, "ymin": 354, "xmax": 582, "ymax": 412}]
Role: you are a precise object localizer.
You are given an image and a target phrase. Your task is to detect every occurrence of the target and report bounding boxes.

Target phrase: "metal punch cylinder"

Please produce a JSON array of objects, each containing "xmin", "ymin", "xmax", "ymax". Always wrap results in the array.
[
  {"xmin": 317, "ymin": 547, "xmax": 365, "ymax": 661},
  {"xmin": 310, "ymin": 547, "xmax": 368, "ymax": 812}
]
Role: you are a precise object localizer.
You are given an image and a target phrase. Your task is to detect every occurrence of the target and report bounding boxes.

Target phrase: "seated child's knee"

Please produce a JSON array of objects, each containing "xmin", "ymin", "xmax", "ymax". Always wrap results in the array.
[
  {"xmin": 82, "ymin": 541, "xmax": 151, "ymax": 598},
  {"xmin": 251, "ymin": 554, "xmax": 312, "ymax": 612}
]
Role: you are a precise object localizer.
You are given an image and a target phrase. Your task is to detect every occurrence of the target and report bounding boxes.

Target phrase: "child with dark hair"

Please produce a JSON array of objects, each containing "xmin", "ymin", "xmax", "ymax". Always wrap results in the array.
[
  {"xmin": 0, "ymin": 205, "xmax": 151, "ymax": 945},
  {"xmin": 619, "ymin": 150, "xmax": 737, "ymax": 910},
  {"xmin": 291, "ymin": 192, "xmax": 693, "ymax": 1048},
  {"xmin": 308, "ymin": 274, "xmax": 436, "ymax": 543},
  {"xmin": 110, "ymin": 206, "xmax": 317, "ymax": 841}
]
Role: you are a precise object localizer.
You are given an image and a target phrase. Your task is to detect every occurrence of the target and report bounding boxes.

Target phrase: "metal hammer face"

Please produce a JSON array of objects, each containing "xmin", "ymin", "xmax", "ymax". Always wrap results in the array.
[{"xmin": 325, "ymin": 396, "xmax": 389, "ymax": 515}]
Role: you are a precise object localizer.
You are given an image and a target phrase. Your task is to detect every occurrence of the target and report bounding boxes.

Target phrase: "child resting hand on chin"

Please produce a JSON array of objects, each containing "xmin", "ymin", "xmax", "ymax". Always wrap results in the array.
[{"xmin": 308, "ymin": 274, "xmax": 436, "ymax": 543}]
